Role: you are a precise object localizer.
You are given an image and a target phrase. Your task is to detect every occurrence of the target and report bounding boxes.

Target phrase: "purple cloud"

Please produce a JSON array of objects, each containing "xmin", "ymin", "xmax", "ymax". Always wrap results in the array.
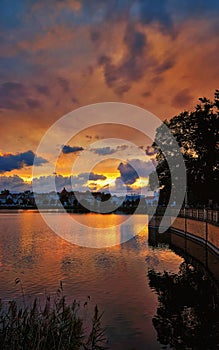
[
  {"xmin": 91, "ymin": 145, "xmax": 128, "ymax": 155},
  {"xmin": 117, "ymin": 162, "xmax": 139, "ymax": 185},
  {"xmin": 88, "ymin": 172, "xmax": 107, "ymax": 181},
  {"xmin": 62, "ymin": 145, "xmax": 84, "ymax": 154},
  {"xmin": 0, "ymin": 150, "xmax": 47, "ymax": 173},
  {"xmin": 0, "ymin": 175, "xmax": 31, "ymax": 192},
  {"xmin": 78, "ymin": 172, "xmax": 107, "ymax": 181}
]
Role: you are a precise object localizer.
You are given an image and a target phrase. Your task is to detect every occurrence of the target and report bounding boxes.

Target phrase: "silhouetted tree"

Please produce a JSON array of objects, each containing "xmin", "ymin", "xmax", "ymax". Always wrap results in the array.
[{"xmin": 150, "ymin": 90, "xmax": 219, "ymax": 206}]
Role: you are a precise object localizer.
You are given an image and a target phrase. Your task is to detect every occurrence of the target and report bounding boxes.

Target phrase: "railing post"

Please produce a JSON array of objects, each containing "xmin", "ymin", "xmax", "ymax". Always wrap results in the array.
[
  {"xmin": 205, "ymin": 209, "xmax": 208, "ymax": 245},
  {"xmin": 184, "ymin": 207, "xmax": 186, "ymax": 233},
  {"xmin": 214, "ymin": 210, "xmax": 218, "ymax": 224}
]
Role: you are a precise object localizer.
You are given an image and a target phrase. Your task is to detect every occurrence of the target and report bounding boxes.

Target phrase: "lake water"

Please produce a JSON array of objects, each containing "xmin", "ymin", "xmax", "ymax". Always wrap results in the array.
[{"xmin": 0, "ymin": 211, "xmax": 218, "ymax": 349}]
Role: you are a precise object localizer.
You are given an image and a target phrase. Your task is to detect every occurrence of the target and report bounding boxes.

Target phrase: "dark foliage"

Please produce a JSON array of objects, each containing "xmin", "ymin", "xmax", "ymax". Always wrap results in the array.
[
  {"xmin": 150, "ymin": 90, "xmax": 219, "ymax": 207},
  {"xmin": 148, "ymin": 262, "xmax": 219, "ymax": 349}
]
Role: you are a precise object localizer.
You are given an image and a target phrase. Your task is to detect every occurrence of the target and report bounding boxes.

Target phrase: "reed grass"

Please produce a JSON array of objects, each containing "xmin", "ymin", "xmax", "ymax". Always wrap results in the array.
[{"xmin": 0, "ymin": 281, "xmax": 107, "ymax": 350}]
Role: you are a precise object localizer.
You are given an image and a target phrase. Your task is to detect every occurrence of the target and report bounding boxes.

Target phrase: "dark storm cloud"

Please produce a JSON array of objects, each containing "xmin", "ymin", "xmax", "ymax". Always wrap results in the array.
[
  {"xmin": 117, "ymin": 159, "xmax": 156, "ymax": 185},
  {"xmin": 62, "ymin": 145, "xmax": 84, "ymax": 154},
  {"xmin": 0, "ymin": 151, "xmax": 48, "ymax": 173},
  {"xmin": 117, "ymin": 162, "xmax": 139, "ymax": 185},
  {"xmin": 88, "ymin": 173, "xmax": 107, "ymax": 181},
  {"xmin": 77, "ymin": 172, "xmax": 107, "ymax": 182}
]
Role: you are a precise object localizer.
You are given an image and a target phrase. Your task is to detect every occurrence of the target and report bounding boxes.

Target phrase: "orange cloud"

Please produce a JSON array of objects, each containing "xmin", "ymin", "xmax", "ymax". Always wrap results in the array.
[{"xmin": 0, "ymin": 3, "xmax": 219, "ymax": 184}]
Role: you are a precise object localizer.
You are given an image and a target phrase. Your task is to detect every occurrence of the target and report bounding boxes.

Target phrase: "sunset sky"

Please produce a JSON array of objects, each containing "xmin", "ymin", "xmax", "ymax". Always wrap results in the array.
[{"xmin": 0, "ymin": 0, "xmax": 219, "ymax": 193}]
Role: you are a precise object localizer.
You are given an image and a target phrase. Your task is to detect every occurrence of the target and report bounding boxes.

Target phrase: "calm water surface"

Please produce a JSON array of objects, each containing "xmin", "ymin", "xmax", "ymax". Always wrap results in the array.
[{"xmin": 0, "ymin": 211, "xmax": 218, "ymax": 349}]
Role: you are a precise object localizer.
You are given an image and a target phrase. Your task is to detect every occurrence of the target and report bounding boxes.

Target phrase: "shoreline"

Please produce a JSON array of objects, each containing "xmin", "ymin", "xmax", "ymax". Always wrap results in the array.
[{"xmin": 0, "ymin": 206, "xmax": 149, "ymax": 215}]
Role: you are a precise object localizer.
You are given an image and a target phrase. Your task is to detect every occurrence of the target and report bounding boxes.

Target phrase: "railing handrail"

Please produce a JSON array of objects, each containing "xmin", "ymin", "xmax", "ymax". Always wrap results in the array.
[{"xmin": 179, "ymin": 208, "xmax": 219, "ymax": 225}]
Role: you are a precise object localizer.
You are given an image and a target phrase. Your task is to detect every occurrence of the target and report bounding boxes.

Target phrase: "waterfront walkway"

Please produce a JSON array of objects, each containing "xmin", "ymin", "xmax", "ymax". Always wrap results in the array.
[{"xmin": 149, "ymin": 208, "xmax": 219, "ymax": 255}]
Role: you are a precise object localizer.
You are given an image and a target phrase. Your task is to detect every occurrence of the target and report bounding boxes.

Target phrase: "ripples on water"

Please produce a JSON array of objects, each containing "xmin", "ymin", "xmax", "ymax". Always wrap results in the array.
[{"xmin": 0, "ymin": 211, "xmax": 218, "ymax": 349}]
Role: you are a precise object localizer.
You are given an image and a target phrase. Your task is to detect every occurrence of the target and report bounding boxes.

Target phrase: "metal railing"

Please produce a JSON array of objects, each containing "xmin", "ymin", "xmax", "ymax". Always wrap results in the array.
[{"xmin": 179, "ymin": 208, "xmax": 219, "ymax": 225}]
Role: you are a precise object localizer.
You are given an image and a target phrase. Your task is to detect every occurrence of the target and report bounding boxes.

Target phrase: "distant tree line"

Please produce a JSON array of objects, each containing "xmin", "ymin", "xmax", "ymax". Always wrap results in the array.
[{"xmin": 149, "ymin": 90, "xmax": 219, "ymax": 207}]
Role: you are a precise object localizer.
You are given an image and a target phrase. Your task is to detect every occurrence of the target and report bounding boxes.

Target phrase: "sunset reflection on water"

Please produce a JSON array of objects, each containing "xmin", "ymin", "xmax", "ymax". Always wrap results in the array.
[{"xmin": 0, "ymin": 211, "xmax": 217, "ymax": 349}]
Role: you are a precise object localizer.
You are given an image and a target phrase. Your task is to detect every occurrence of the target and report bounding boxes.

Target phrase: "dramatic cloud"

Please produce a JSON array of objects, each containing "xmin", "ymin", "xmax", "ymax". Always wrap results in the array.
[
  {"xmin": 0, "ymin": 81, "xmax": 42, "ymax": 110},
  {"xmin": 33, "ymin": 172, "xmax": 106, "ymax": 193},
  {"xmin": 0, "ymin": 82, "xmax": 26, "ymax": 110},
  {"xmin": 117, "ymin": 162, "xmax": 139, "ymax": 185},
  {"xmin": 33, "ymin": 175, "xmax": 74, "ymax": 193},
  {"xmin": 32, "ymin": 175, "xmax": 72, "ymax": 193},
  {"xmin": 62, "ymin": 145, "xmax": 84, "ymax": 154},
  {"xmin": 91, "ymin": 146, "xmax": 117, "ymax": 155},
  {"xmin": 0, "ymin": 0, "xmax": 219, "ymax": 186},
  {"xmin": 98, "ymin": 25, "xmax": 150, "ymax": 96},
  {"xmin": 91, "ymin": 145, "xmax": 128, "ymax": 155},
  {"xmin": 0, "ymin": 175, "xmax": 31, "ymax": 192},
  {"xmin": 77, "ymin": 172, "xmax": 106, "ymax": 181},
  {"xmin": 88, "ymin": 173, "xmax": 106, "ymax": 181},
  {"xmin": 124, "ymin": 27, "xmax": 147, "ymax": 58},
  {"xmin": 117, "ymin": 159, "xmax": 155, "ymax": 185},
  {"xmin": 0, "ymin": 151, "xmax": 47, "ymax": 173},
  {"xmin": 128, "ymin": 159, "xmax": 155, "ymax": 177}
]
